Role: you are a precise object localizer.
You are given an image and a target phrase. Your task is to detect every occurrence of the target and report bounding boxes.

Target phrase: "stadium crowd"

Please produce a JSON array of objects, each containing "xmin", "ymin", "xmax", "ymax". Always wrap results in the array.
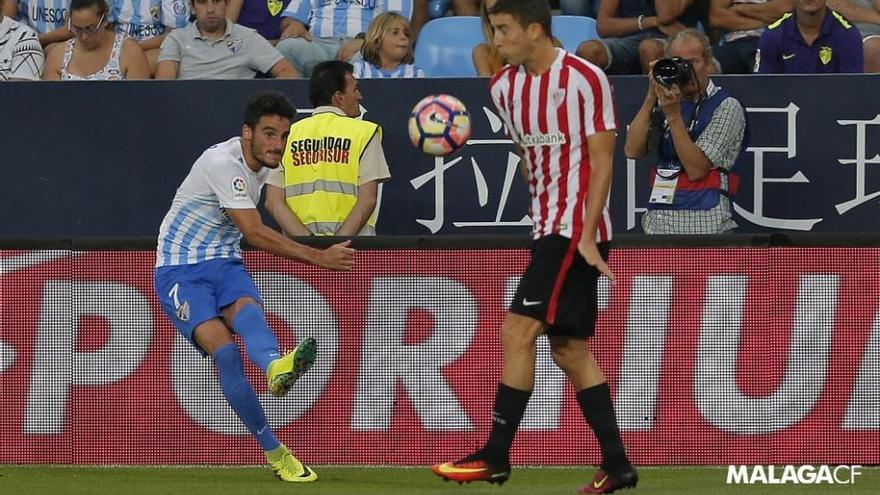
[{"xmin": 2, "ymin": 0, "xmax": 877, "ymax": 81}]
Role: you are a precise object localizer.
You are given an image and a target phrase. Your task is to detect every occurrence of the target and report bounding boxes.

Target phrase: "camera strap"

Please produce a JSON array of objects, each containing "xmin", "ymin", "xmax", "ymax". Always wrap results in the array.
[{"xmin": 662, "ymin": 95, "xmax": 703, "ymax": 138}]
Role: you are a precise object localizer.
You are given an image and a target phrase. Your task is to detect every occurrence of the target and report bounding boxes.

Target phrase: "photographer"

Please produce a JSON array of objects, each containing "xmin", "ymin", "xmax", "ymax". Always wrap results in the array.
[{"xmin": 625, "ymin": 28, "xmax": 747, "ymax": 234}]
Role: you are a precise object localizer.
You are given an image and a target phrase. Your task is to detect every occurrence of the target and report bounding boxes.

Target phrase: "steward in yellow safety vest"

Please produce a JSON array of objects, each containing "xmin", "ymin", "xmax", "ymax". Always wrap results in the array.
[{"xmin": 265, "ymin": 61, "xmax": 391, "ymax": 236}]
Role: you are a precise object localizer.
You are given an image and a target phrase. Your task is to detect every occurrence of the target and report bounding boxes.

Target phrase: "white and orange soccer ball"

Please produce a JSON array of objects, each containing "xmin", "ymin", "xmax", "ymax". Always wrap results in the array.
[{"xmin": 408, "ymin": 94, "xmax": 472, "ymax": 156}]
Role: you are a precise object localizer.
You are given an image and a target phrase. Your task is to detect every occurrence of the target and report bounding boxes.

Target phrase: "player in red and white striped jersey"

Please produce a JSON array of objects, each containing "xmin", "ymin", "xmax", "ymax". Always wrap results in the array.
[
  {"xmin": 431, "ymin": 1, "xmax": 637, "ymax": 493},
  {"xmin": 488, "ymin": 34, "xmax": 616, "ymax": 244}
]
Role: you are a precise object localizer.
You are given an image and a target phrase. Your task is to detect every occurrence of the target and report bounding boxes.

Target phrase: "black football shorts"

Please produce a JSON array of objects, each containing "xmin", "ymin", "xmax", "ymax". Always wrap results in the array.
[{"xmin": 509, "ymin": 234, "xmax": 610, "ymax": 338}]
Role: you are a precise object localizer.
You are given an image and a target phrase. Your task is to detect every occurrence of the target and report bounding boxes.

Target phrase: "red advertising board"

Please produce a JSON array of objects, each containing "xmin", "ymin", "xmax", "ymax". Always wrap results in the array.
[{"xmin": 1, "ymin": 248, "xmax": 877, "ymax": 465}]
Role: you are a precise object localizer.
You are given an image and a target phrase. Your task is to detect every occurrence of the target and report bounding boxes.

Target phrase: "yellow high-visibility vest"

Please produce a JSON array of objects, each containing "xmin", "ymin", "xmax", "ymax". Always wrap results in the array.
[{"xmin": 281, "ymin": 111, "xmax": 380, "ymax": 235}]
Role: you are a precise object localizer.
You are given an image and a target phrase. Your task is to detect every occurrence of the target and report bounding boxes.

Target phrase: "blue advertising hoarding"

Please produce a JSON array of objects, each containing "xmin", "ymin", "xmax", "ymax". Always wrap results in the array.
[{"xmin": 0, "ymin": 75, "xmax": 877, "ymax": 237}]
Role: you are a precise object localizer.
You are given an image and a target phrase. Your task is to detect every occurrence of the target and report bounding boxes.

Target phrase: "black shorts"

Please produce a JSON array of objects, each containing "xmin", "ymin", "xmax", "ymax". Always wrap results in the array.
[{"xmin": 509, "ymin": 234, "xmax": 610, "ymax": 338}]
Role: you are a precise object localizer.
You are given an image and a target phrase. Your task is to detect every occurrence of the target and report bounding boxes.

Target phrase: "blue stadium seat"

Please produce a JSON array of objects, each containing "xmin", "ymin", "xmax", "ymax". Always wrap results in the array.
[
  {"xmin": 414, "ymin": 17, "xmax": 484, "ymax": 77},
  {"xmin": 552, "ymin": 15, "xmax": 599, "ymax": 53}
]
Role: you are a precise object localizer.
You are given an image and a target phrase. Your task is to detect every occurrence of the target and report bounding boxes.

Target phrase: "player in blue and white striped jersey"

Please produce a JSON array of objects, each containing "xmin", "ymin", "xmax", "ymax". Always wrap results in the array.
[
  {"xmin": 274, "ymin": 0, "xmax": 413, "ymax": 77},
  {"xmin": 156, "ymin": 93, "xmax": 352, "ymax": 269},
  {"xmin": 352, "ymin": 11, "xmax": 423, "ymax": 78},
  {"xmin": 108, "ymin": 0, "xmax": 189, "ymax": 75},
  {"xmin": 154, "ymin": 132, "xmax": 269, "ymax": 267},
  {"xmin": 18, "ymin": 0, "xmax": 74, "ymax": 46},
  {"xmin": 155, "ymin": 92, "xmax": 353, "ymax": 483}
]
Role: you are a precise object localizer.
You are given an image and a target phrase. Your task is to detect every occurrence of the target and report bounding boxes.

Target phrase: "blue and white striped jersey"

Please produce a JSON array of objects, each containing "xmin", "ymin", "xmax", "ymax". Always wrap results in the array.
[
  {"xmin": 352, "ymin": 60, "xmax": 423, "ymax": 78},
  {"xmin": 19, "ymin": 0, "xmax": 70, "ymax": 35},
  {"xmin": 282, "ymin": 0, "xmax": 412, "ymax": 39},
  {"xmin": 156, "ymin": 137, "xmax": 271, "ymax": 268},
  {"xmin": 109, "ymin": 0, "xmax": 190, "ymax": 41}
]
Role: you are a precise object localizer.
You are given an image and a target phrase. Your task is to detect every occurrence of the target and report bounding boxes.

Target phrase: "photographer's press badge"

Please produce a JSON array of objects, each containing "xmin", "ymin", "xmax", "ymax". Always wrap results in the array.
[{"xmin": 649, "ymin": 163, "xmax": 680, "ymax": 204}]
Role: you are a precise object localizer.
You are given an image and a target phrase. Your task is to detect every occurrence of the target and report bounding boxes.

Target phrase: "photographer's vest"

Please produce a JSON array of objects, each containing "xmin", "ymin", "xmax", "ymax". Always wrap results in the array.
[
  {"xmin": 282, "ymin": 110, "xmax": 380, "ymax": 235},
  {"xmin": 648, "ymin": 86, "xmax": 746, "ymax": 211}
]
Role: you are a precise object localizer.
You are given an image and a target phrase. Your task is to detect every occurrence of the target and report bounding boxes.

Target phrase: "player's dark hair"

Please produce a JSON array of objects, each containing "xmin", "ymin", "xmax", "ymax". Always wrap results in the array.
[
  {"xmin": 243, "ymin": 91, "xmax": 296, "ymax": 129},
  {"xmin": 70, "ymin": 0, "xmax": 108, "ymax": 14},
  {"xmin": 309, "ymin": 60, "xmax": 355, "ymax": 107},
  {"xmin": 489, "ymin": 0, "xmax": 552, "ymax": 38}
]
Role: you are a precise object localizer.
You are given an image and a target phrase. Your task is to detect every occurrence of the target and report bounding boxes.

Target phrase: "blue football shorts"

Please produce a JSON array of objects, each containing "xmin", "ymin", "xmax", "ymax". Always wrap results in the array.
[{"xmin": 154, "ymin": 257, "xmax": 263, "ymax": 356}]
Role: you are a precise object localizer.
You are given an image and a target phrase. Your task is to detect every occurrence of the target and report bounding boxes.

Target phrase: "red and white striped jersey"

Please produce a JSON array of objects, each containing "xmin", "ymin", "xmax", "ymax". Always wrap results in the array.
[{"xmin": 489, "ymin": 48, "xmax": 617, "ymax": 242}]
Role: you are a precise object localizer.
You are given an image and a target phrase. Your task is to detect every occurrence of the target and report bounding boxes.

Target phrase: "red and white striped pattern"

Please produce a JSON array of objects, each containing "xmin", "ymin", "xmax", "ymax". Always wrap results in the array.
[{"xmin": 489, "ymin": 49, "xmax": 617, "ymax": 242}]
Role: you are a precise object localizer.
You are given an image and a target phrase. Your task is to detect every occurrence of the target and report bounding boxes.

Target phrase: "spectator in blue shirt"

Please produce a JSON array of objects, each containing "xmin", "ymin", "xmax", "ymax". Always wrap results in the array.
[
  {"xmin": 826, "ymin": 0, "xmax": 880, "ymax": 72},
  {"xmin": 227, "ymin": 0, "xmax": 290, "ymax": 44},
  {"xmin": 708, "ymin": 0, "xmax": 795, "ymax": 74},
  {"xmin": 756, "ymin": 0, "xmax": 863, "ymax": 72}
]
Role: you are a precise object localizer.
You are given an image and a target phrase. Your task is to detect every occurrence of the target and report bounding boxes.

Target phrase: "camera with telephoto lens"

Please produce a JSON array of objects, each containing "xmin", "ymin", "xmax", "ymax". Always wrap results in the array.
[{"xmin": 652, "ymin": 57, "xmax": 694, "ymax": 89}]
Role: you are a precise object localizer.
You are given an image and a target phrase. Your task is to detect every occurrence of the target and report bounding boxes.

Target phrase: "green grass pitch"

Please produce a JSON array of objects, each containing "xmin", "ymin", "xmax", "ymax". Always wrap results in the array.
[{"xmin": 1, "ymin": 466, "xmax": 877, "ymax": 494}]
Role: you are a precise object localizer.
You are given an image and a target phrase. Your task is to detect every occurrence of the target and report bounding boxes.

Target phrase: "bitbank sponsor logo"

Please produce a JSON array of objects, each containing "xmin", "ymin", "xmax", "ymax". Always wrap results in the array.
[
  {"xmin": 520, "ymin": 132, "xmax": 566, "ymax": 147},
  {"xmin": 727, "ymin": 465, "xmax": 863, "ymax": 485}
]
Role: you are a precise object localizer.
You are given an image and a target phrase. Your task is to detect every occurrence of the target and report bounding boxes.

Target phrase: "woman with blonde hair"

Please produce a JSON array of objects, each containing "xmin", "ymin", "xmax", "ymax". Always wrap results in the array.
[{"xmin": 352, "ymin": 11, "xmax": 425, "ymax": 79}]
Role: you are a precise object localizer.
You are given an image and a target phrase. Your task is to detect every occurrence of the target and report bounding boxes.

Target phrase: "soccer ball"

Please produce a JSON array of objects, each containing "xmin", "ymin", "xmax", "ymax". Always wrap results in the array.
[{"xmin": 408, "ymin": 94, "xmax": 471, "ymax": 156}]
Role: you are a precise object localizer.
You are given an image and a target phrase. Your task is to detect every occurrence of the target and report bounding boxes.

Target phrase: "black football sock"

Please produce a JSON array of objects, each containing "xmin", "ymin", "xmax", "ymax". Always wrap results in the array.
[
  {"xmin": 576, "ymin": 382, "xmax": 629, "ymax": 471},
  {"xmin": 483, "ymin": 383, "xmax": 532, "ymax": 465}
]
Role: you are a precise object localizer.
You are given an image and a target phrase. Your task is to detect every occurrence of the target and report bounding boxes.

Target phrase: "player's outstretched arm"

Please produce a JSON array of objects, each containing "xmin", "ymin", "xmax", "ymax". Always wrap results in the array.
[{"xmin": 226, "ymin": 208, "xmax": 355, "ymax": 270}]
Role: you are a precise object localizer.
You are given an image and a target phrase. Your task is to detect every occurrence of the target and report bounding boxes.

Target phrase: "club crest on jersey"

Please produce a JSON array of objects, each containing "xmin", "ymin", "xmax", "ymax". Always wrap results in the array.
[
  {"xmin": 268, "ymin": 0, "xmax": 283, "ymax": 16},
  {"xmin": 520, "ymin": 132, "xmax": 567, "ymax": 147},
  {"xmin": 551, "ymin": 89, "xmax": 566, "ymax": 107},
  {"xmin": 227, "ymin": 38, "xmax": 243, "ymax": 54},
  {"xmin": 819, "ymin": 46, "xmax": 833, "ymax": 65},
  {"xmin": 172, "ymin": 0, "xmax": 187, "ymax": 16},
  {"xmin": 176, "ymin": 300, "xmax": 191, "ymax": 322},
  {"xmin": 232, "ymin": 177, "xmax": 248, "ymax": 199}
]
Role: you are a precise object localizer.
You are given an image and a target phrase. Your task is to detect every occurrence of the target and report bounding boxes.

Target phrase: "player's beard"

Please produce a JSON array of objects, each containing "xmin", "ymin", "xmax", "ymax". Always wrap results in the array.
[{"xmin": 252, "ymin": 141, "xmax": 283, "ymax": 169}]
